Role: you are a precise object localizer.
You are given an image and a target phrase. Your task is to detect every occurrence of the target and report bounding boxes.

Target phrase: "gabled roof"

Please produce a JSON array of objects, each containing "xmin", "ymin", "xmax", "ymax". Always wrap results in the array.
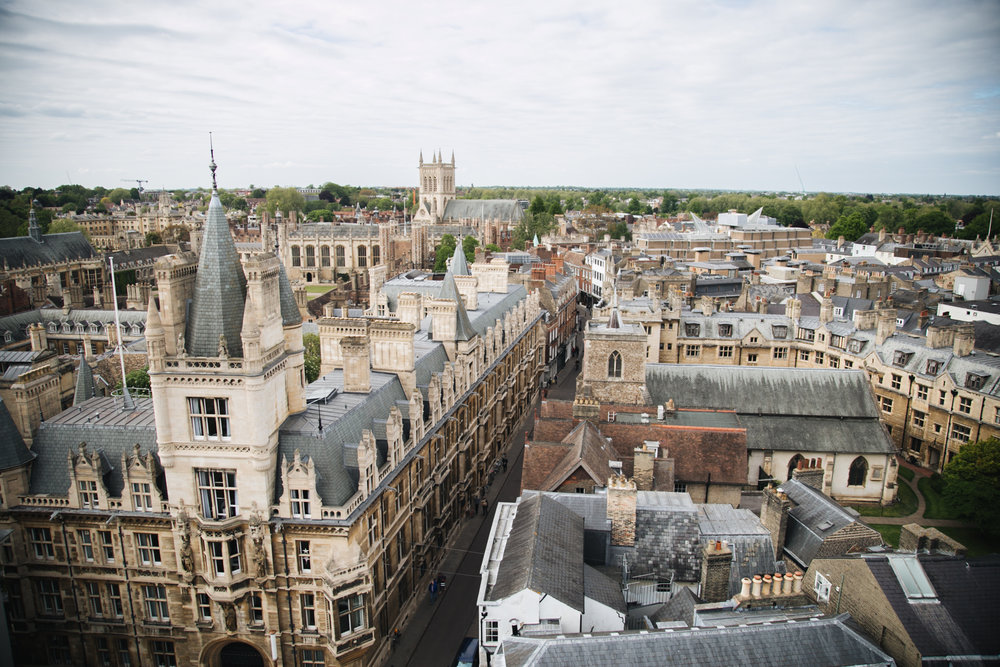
[
  {"xmin": 532, "ymin": 421, "xmax": 614, "ymax": 492},
  {"xmin": 0, "ymin": 232, "xmax": 96, "ymax": 271},
  {"xmin": 487, "ymin": 494, "xmax": 585, "ymax": 612},
  {"xmin": 185, "ymin": 190, "xmax": 247, "ymax": 356},
  {"xmin": 697, "ymin": 504, "xmax": 777, "ymax": 597},
  {"xmin": 781, "ymin": 478, "xmax": 876, "ymax": 566}
]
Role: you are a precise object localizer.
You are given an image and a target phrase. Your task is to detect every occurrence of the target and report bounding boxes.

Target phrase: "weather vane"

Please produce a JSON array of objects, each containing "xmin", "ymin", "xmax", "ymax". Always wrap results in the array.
[{"xmin": 209, "ymin": 131, "xmax": 217, "ymax": 190}]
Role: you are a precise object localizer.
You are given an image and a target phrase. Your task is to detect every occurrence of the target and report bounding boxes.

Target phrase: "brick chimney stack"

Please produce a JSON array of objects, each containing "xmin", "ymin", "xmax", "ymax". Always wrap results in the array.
[
  {"xmin": 761, "ymin": 485, "xmax": 793, "ymax": 559},
  {"xmin": 607, "ymin": 475, "xmax": 637, "ymax": 547},
  {"xmin": 700, "ymin": 540, "xmax": 733, "ymax": 602}
]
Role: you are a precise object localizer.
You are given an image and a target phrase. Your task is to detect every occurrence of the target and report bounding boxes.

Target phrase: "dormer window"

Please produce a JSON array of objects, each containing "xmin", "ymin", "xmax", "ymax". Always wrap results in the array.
[
  {"xmin": 797, "ymin": 328, "xmax": 815, "ymax": 342},
  {"xmin": 291, "ymin": 489, "xmax": 311, "ymax": 519},
  {"xmin": 966, "ymin": 373, "xmax": 988, "ymax": 390},
  {"xmin": 772, "ymin": 325, "xmax": 787, "ymax": 339},
  {"xmin": 62, "ymin": 322, "xmax": 71, "ymax": 333},
  {"xmin": 48, "ymin": 323, "xmax": 58, "ymax": 333},
  {"xmin": 718, "ymin": 324, "xmax": 733, "ymax": 338},
  {"xmin": 892, "ymin": 351, "xmax": 912, "ymax": 367},
  {"xmin": 925, "ymin": 360, "xmax": 942, "ymax": 375},
  {"xmin": 848, "ymin": 339, "xmax": 864, "ymax": 354},
  {"xmin": 685, "ymin": 323, "xmax": 700, "ymax": 337}
]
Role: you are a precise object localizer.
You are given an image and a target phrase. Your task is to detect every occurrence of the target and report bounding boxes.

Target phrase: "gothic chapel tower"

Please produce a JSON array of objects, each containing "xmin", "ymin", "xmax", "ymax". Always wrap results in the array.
[
  {"xmin": 417, "ymin": 149, "xmax": 456, "ymax": 222},
  {"xmin": 146, "ymin": 148, "xmax": 306, "ymax": 519}
]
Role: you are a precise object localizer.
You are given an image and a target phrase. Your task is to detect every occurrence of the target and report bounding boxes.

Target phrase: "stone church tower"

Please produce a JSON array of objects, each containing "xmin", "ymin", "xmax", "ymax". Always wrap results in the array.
[
  {"xmin": 576, "ymin": 293, "xmax": 650, "ymax": 409},
  {"xmin": 146, "ymin": 151, "xmax": 306, "ymax": 519},
  {"xmin": 415, "ymin": 150, "xmax": 455, "ymax": 222}
]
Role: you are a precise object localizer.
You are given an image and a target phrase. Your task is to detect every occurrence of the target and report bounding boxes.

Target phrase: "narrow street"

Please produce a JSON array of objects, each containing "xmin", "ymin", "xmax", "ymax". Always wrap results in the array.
[{"xmin": 387, "ymin": 349, "xmax": 582, "ymax": 667}]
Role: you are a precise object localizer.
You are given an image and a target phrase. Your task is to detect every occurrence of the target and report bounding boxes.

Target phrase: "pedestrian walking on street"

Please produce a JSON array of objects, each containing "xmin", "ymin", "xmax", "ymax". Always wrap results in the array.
[
  {"xmin": 501, "ymin": 455, "xmax": 508, "ymax": 472},
  {"xmin": 429, "ymin": 579, "xmax": 438, "ymax": 603},
  {"xmin": 481, "ymin": 496, "xmax": 489, "ymax": 515}
]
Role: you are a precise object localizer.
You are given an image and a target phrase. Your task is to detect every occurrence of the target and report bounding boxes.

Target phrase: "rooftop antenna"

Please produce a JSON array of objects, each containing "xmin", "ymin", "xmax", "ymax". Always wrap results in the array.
[
  {"xmin": 988, "ymin": 208, "xmax": 994, "ymax": 241},
  {"xmin": 108, "ymin": 256, "xmax": 134, "ymax": 410},
  {"xmin": 794, "ymin": 164, "xmax": 807, "ymax": 197}
]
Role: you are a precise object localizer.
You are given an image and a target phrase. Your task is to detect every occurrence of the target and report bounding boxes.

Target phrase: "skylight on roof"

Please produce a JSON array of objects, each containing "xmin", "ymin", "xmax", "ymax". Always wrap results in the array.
[{"xmin": 887, "ymin": 556, "xmax": 937, "ymax": 602}]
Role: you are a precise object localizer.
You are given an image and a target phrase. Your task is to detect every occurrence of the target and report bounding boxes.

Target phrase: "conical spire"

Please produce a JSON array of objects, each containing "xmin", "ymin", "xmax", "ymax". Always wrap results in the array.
[
  {"xmin": 28, "ymin": 200, "xmax": 42, "ymax": 243},
  {"xmin": 606, "ymin": 270, "xmax": 622, "ymax": 329},
  {"xmin": 419, "ymin": 150, "xmax": 424, "ymax": 166},
  {"xmin": 451, "ymin": 237, "xmax": 470, "ymax": 276},
  {"xmin": 0, "ymin": 397, "xmax": 34, "ymax": 471},
  {"xmin": 277, "ymin": 260, "xmax": 302, "ymax": 326},
  {"xmin": 145, "ymin": 295, "xmax": 162, "ymax": 334},
  {"xmin": 73, "ymin": 354, "xmax": 95, "ymax": 406},
  {"xmin": 439, "ymin": 272, "xmax": 474, "ymax": 341},
  {"xmin": 450, "ymin": 150, "xmax": 455, "ymax": 165},
  {"xmin": 185, "ymin": 145, "xmax": 247, "ymax": 357}
]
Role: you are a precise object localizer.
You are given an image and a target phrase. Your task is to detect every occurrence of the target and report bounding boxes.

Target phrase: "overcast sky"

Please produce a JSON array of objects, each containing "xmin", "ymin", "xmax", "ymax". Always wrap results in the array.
[{"xmin": 1, "ymin": 1, "xmax": 998, "ymax": 195}]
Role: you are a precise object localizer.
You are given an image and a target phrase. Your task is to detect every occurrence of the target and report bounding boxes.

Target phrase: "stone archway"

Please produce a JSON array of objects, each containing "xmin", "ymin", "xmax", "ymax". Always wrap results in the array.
[{"xmin": 202, "ymin": 640, "xmax": 269, "ymax": 667}]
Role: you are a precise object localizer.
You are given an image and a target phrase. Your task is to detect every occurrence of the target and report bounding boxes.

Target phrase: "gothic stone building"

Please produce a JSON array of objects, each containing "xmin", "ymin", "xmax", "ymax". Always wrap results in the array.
[{"xmin": 0, "ymin": 176, "xmax": 545, "ymax": 666}]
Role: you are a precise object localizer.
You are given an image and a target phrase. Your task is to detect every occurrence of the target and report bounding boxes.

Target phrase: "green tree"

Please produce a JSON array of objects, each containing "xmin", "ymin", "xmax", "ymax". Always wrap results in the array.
[
  {"xmin": 122, "ymin": 367, "xmax": 150, "ymax": 390},
  {"xmin": 529, "ymin": 195, "xmax": 547, "ymax": 215},
  {"xmin": 826, "ymin": 211, "xmax": 869, "ymax": 241},
  {"xmin": 250, "ymin": 188, "xmax": 267, "ymax": 199},
  {"xmin": 265, "ymin": 187, "xmax": 305, "ymax": 216},
  {"xmin": 434, "ymin": 234, "xmax": 457, "ymax": 272},
  {"xmin": 145, "ymin": 231, "xmax": 163, "ymax": 246},
  {"xmin": 462, "ymin": 236, "xmax": 479, "ymax": 264},
  {"xmin": 942, "ymin": 437, "xmax": 1000, "ymax": 535},
  {"xmin": 47, "ymin": 218, "xmax": 89, "ymax": 240},
  {"xmin": 106, "ymin": 187, "xmax": 132, "ymax": 203},
  {"xmin": 302, "ymin": 333, "xmax": 321, "ymax": 384},
  {"xmin": 485, "ymin": 243, "xmax": 501, "ymax": 252}
]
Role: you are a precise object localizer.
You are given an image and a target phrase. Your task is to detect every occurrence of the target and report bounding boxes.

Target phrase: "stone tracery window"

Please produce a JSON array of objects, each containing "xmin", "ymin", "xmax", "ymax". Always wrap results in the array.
[{"xmin": 608, "ymin": 351, "xmax": 622, "ymax": 378}]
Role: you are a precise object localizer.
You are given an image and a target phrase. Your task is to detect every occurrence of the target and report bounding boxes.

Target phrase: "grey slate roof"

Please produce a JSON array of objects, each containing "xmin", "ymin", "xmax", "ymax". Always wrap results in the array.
[
  {"xmin": 498, "ymin": 614, "xmax": 894, "ymax": 666},
  {"xmin": 487, "ymin": 494, "xmax": 585, "ymax": 612},
  {"xmin": 868, "ymin": 554, "xmax": 1000, "ymax": 660},
  {"xmin": 185, "ymin": 191, "xmax": 247, "ymax": 357},
  {"xmin": 0, "ymin": 231, "xmax": 96, "ymax": 271},
  {"xmin": 30, "ymin": 397, "xmax": 157, "ymax": 496},
  {"xmin": 648, "ymin": 586, "xmax": 701, "ymax": 625},
  {"xmin": 73, "ymin": 355, "xmax": 95, "ymax": 406},
  {"xmin": 697, "ymin": 504, "xmax": 777, "ymax": 597},
  {"xmin": 780, "ymin": 479, "xmax": 867, "ymax": 566},
  {"xmin": 521, "ymin": 490, "xmax": 611, "ymax": 532},
  {"xmin": 450, "ymin": 239, "xmax": 470, "ymax": 276},
  {"xmin": 442, "ymin": 199, "xmax": 524, "ymax": 222},
  {"xmin": 583, "ymin": 563, "xmax": 626, "ymax": 615},
  {"xmin": 646, "ymin": 365, "xmax": 894, "ymax": 455},
  {"xmin": 0, "ymin": 397, "xmax": 34, "ymax": 471}
]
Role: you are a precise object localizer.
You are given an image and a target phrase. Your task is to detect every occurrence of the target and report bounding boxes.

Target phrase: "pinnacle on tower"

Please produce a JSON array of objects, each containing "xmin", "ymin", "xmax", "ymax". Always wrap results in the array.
[
  {"xmin": 28, "ymin": 200, "xmax": 42, "ymax": 243},
  {"xmin": 73, "ymin": 354, "xmax": 96, "ymax": 406},
  {"xmin": 185, "ymin": 143, "xmax": 248, "ymax": 357}
]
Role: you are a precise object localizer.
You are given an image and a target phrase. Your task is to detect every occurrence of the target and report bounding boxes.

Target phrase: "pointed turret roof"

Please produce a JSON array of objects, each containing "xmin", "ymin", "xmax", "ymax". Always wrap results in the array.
[
  {"xmin": 0, "ymin": 397, "xmax": 34, "ymax": 471},
  {"xmin": 439, "ymin": 272, "xmax": 475, "ymax": 341},
  {"xmin": 185, "ymin": 149, "xmax": 247, "ymax": 357},
  {"xmin": 277, "ymin": 261, "xmax": 302, "ymax": 326},
  {"xmin": 450, "ymin": 238, "xmax": 470, "ymax": 276},
  {"xmin": 28, "ymin": 200, "xmax": 42, "ymax": 243},
  {"xmin": 145, "ymin": 295, "xmax": 162, "ymax": 334},
  {"xmin": 73, "ymin": 355, "xmax": 95, "ymax": 406}
]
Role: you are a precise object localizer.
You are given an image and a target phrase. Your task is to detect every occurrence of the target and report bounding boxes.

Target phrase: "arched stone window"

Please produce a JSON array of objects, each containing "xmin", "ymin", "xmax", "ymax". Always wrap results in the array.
[
  {"xmin": 321, "ymin": 246, "xmax": 331, "ymax": 267},
  {"xmin": 335, "ymin": 246, "xmax": 346, "ymax": 267},
  {"xmin": 608, "ymin": 351, "xmax": 622, "ymax": 378},
  {"xmin": 305, "ymin": 245, "xmax": 316, "ymax": 267},
  {"xmin": 848, "ymin": 456, "xmax": 868, "ymax": 486},
  {"xmin": 358, "ymin": 246, "xmax": 367, "ymax": 268},
  {"xmin": 291, "ymin": 246, "xmax": 301, "ymax": 267},
  {"xmin": 372, "ymin": 245, "xmax": 381, "ymax": 265}
]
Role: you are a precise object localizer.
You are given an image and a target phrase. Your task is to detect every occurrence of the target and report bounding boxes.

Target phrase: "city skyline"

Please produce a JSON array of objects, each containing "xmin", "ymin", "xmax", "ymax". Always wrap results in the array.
[{"xmin": 1, "ymin": 0, "xmax": 998, "ymax": 195}]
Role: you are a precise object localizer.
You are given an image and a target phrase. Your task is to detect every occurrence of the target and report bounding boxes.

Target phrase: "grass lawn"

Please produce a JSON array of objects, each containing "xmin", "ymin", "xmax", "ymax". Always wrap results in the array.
[
  {"xmin": 898, "ymin": 466, "xmax": 915, "ymax": 482},
  {"xmin": 869, "ymin": 524, "xmax": 902, "ymax": 548},
  {"xmin": 851, "ymin": 481, "xmax": 918, "ymax": 518},
  {"xmin": 935, "ymin": 527, "xmax": 1000, "ymax": 557},
  {"xmin": 918, "ymin": 477, "xmax": 961, "ymax": 520},
  {"xmin": 304, "ymin": 285, "xmax": 335, "ymax": 294}
]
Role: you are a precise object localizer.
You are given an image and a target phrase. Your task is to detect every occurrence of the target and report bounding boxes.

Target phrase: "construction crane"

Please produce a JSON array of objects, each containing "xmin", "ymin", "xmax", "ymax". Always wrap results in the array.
[{"xmin": 121, "ymin": 178, "xmax": 148, "ymax": 193}]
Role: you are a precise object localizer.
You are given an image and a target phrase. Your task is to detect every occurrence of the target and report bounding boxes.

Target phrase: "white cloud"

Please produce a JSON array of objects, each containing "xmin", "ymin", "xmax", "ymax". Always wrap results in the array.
[{"xmin": 0, "ymin": 0, "xmax": 997, "ymax": 193}]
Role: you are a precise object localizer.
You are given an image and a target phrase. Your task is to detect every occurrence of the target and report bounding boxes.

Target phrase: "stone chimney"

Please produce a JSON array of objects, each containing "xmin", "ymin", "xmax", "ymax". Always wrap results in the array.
[
  {"xmin": 341, "ymin": 336, "xmax": 371, "ymax": 393},
  {"xmin": 926, "ymin": 324, "xmax": 955, "ymax": 349},
  {"xmin": 875, "ymin": 308, "xmax": 897, "ymax": 345},
  {"xmin": 784, "ymin": 298, "xmax": 802, "ymax": 321},
  {"xmin": 853, "ymin": 309, "xmax": 877, "ymax": 331},
  {"xmin": 791, "ymin": 458, "xmax": 825, "ymax": 491},
  {"xmin": 397, "ymin": 293, "xmax": 422, "ymax": 330},
  {"xmin": 607, "ymin": 475, "xmax": 637, "ymax": 547},
  {"xmin": 700, "ymin": 296, "xmax": 713, "ymax": 317},
  {"xmin": 760, "ymin": 485, "xmax": 793, "ymax": 559},
  {"xmin": 953, "ymin": 323, "xmax": 974, "ymax": 357},
  {"xmin": 633, "ymin": 445, "xmax": 655, "ymax": 491},
  {"xmin": 819, "ymin": 295, "xmax": 833, "ymax": 323},
  {"xmin": 898, "ymin": 524, "xmax": 967, "ymax": 556},
  {"xmin": 28, "ymin": 322, "xmax": 46, "ymax": 351},
  {"xmin": 700, "ymin": 540, "xmax": 733, "ymax": 603}
]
